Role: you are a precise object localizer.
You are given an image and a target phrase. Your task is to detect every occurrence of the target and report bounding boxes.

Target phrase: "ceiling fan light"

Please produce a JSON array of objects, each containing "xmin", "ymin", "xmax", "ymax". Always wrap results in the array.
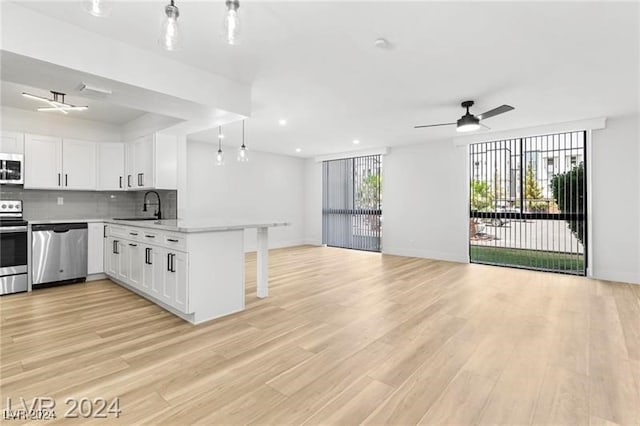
[{"xmin": 456, "ymin": 114, "xmax": 481, "ymax": 132}]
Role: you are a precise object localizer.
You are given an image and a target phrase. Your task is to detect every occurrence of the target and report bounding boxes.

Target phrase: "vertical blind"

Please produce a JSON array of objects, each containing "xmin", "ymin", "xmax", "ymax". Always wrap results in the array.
[{"xmin": 322, "ymin": 155, "xmax": 382, "ymax": 252}]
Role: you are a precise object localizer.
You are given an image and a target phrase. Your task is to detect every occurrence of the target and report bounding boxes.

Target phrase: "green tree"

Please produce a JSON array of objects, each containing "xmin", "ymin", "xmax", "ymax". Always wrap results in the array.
[
  {"xmin": 470, "ymin": 180, "xmax": 494, "ymax": 211},
  {"xmin": 552, "ymin": 162, "xmax": 585, "ymax": 244},
  {"xmin": 357, "ymin": 173, "xmax": 381, "ymax": 209},
  {"xmin": 524, "ymin": 161, "xmax": 547, "ymax": 212}
]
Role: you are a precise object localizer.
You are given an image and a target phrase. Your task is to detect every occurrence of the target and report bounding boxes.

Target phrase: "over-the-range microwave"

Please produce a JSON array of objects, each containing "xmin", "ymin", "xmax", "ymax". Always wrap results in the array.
[{"xmin": 0, "ymin": 153, "xmax": 24, "ymax": 185}]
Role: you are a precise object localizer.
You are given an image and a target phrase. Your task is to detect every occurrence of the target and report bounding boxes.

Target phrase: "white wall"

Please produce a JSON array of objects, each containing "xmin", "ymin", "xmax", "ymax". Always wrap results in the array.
[
  {"xmin": 304, "ymin": 159, "xmax": 323, "ymax": 245},
  {"xmin": 590, "ymin": 114, "xmax": 640, "ymax": 284},
  {"xmin": 1, "ymin": 106, "xmax": 121, "ymax": 142},
  {"xmin": 381, "ymin": 142, "xmax": 469, "ymax": 263},
  {"xmin": 186, "ymin": 140, "xmax": 306, "ymax": 251}
]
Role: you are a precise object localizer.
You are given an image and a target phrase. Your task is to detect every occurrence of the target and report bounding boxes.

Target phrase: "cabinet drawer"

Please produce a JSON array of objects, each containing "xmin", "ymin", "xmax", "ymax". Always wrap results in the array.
[
  {"xmin": 109, "ymin": 225, "xmax": 129, "ymax": 238},
  {"xmin": 142, "ymin": 230, "xmax": 160, "ymax": 242},
  {"xmin": 163, "ymin": 233, "xmax": 187, "ymax": 251}
]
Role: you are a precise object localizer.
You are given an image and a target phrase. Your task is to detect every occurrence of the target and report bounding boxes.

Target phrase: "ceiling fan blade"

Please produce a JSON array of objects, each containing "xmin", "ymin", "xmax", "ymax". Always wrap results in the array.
[
  {"xmin": 480, "ymin": 122, "xmax": 491, "ymax": 130},
  {"xmin": 414, "ymin": 122, "xmax": 456, "ymax": 129},
  {"xmin": 477, "ymin": 105, "xmax": 514, "ymax": 121}
]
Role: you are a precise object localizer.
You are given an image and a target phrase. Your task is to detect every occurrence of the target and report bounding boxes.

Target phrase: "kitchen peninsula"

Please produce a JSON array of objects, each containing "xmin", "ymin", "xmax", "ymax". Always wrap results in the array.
[{"xmin": 104, "ymin": 218, "xmax": 288, "ymax": 324}]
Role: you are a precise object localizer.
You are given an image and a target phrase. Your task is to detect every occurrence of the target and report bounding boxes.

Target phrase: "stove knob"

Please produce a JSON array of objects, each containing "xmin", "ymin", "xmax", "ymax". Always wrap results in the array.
[
  {"xmin": 8, "ymin": 204, "xmax": 14, "ymax": 209},
  {"xmin": 1, "ymin": 204, "xmax": 6, "ymax": 209}
]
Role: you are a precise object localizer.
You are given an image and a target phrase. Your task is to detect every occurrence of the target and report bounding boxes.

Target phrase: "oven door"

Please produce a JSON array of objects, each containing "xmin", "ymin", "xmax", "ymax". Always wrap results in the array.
[
  {"xmin": 0, "ymin": 154, "xmax": 24, "ymax": 184},
  {"xmin": 0, "ymin": 226, "xmax": 28, "ymax": 276}
]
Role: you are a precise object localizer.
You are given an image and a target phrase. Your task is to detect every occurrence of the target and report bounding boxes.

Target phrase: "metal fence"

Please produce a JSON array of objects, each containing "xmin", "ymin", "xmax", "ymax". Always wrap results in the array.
[
  {"xmin": 469, "ymin": 131, "xmax": 587, "ymax": 275},
  {"xmin": 322, "ymin": 155, "xmax": 382, "ymax": 252}
]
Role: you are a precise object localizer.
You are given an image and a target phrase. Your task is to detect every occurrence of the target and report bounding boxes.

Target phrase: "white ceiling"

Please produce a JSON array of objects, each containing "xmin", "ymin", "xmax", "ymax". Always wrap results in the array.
[
  {"xmin": 1, "ymin": 80, "xmax": 147, "ymax": 125},
  {"xmin": 10, "ymin": 1, "xmax": 640, "ymax": 157}
]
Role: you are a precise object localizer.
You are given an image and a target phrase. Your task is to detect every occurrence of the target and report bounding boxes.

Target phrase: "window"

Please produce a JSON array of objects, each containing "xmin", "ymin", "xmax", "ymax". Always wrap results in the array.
[
  {"xmin": 469, "ymin": 131, "xmax": 587, "ymax": 275},
  {"xmin": 322, "ymin": 155, "xmax": 382, "ymax": 252}
]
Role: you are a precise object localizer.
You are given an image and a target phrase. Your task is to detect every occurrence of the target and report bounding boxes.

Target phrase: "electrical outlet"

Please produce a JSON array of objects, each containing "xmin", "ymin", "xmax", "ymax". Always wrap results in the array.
[{"xmin": 57, "ymin": 197, "xmax": 64, "ymax": 205}]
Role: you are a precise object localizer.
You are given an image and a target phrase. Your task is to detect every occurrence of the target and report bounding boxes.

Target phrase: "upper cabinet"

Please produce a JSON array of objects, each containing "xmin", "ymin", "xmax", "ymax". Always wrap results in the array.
[
  {"xmin": 21, "ymin": 132, "xmax": 177, "ymax": 192},
  {"xmin": 97, "ymin": 143, "xmax": 125, "ymax": 191},
  {"xmin": 0, "ymin": 131, "xmax": 24, "ymax": 154},
  {"xmin": 63, "ymin": 139, "xmax": 97, "ymax": 190},
  {"xmin": 125, "ymin": 133, "xmax": 177, "ymax": 191},
  {"xmin": 24, "ymin": 135, "xmax": 96, "ymax": 190},
  {"xmin": 24, "ymin": 134, "xmax": 63, "ymax": 189}
]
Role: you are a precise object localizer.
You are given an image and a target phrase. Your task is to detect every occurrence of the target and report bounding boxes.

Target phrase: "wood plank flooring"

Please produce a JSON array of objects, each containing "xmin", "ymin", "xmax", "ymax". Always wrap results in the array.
[{"xmin": 1, "ymin": 245, "xmax": 639, "ymax": 425}]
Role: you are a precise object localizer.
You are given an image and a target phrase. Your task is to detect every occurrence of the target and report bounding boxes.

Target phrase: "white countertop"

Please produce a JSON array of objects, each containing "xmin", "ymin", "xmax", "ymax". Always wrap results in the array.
[{"xmin": 27, "ymin": 218, "xmax": 289, "ymax": 233}]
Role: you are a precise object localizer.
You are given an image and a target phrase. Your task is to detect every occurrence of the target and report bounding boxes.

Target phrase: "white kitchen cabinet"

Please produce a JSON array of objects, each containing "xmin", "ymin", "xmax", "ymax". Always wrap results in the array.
[
  {"xmin": 87, "ymin": 223, "xmax": 105, "ymax": 275},
  {"xmin": 0, "ymin": 131, "xmax": 24, "ymax": 154},
  {"xmin": 106, "ymin": 237, "xmax": 119, "ymax": 277},
  {"xmin": 163, "ymin": 250, "xmax": 188, "ymax": 312},
  {"xmin": 62, "ymin": 139, "xmax": 96, "ymax": 190},
  {"xmin": 97, "ymin": 143, "xmax": 125, "ymax": 190},
  {"xmin": 142, "ymin": 245, "xmax": 163, "ymax": 298},
  {"xmin": 127, "ymin": 242, "xmax": 143, "ymax": 289},
  {"xmin": 125, "ymin": 133, "xmax": 177, "ymax": 191},
  {"xmin": 117, "ymin": 241, "xmax": 130, "ymax": 283},
  {"xmin": 24, "ymin": 134, "xmax": 63, "ymax": 189}
]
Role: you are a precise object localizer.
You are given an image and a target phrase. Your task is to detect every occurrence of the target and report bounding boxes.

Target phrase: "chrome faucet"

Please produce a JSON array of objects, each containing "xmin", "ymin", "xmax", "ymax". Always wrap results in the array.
[{"xmin": 143, "ymin": 191, "xmax": 162, "ymax": 220}]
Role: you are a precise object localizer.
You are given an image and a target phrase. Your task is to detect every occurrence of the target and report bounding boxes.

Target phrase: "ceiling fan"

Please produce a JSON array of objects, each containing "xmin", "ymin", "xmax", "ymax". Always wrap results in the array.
[
  {"xmin": 414, "ymin": 100, "xmax": 514, "ymax": 132},
  {"xmin": 22, "ymin": 91, "xmax": 88, "ymax": 115}
]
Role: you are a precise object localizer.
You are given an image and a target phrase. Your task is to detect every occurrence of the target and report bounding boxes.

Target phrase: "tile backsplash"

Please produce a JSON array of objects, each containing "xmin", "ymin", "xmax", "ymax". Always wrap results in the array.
[{"xmin": 0, "ymin": 186, "xmax": 177, "ymax": 221}]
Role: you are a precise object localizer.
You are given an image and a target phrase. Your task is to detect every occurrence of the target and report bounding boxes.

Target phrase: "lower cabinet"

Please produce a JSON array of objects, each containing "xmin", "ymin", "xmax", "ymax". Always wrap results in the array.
[{"xmin": 105, "ymin": 231, "xmax": 190, "ymax": 313}]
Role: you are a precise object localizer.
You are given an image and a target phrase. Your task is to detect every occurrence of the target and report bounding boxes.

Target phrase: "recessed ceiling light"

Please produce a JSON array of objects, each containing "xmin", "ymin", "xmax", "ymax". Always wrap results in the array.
[
  {"xmin": 295, "ymin": 148, "xmax": 301, "ymax": 153},
  {"xmin": 278, "ymin": 119, "xmax": 287, "ymax": 126},
  {"xmin": 374, "ymin": 38, "xmax": 390, "ymax": 49},
  {"xmin": 352, "ymin": 139, "xmax": 360, "ymax": 145}
]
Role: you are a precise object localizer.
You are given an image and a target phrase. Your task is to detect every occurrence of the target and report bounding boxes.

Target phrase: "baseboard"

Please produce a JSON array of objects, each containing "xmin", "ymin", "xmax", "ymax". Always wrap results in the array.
[
  {"xmin": 591, "ymin": 269, "xmax": 640, "ymax": 285},
  {"xmin": 382, "ymin": 246, "xmax": 469, "ymax": 264},
  {"xmin": 86, "ymin": 273, "xmax": 107, "ymax": 282}
]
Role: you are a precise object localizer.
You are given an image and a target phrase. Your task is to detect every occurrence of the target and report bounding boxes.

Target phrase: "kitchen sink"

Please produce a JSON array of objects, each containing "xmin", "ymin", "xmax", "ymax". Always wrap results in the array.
[{"xmin": 112, "ymin": 217, "xmax": 158, "ymax": 221}]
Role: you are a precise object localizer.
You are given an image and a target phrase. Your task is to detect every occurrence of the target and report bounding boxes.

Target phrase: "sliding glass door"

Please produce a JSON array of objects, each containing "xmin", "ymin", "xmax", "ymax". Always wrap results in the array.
[
  {"xmin": 469, "ymin": 131, "xmax": 587, "ymax": 275},
  {"xmin": 322, "ymin": 155, "xmax": 382, "ymax": 252}
]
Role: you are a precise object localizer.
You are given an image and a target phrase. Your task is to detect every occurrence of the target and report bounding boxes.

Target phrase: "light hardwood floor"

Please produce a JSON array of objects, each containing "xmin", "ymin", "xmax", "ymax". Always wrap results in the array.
[{"xmin": 1, "ymin": 245, "xmax": 639, "ymax": 425}]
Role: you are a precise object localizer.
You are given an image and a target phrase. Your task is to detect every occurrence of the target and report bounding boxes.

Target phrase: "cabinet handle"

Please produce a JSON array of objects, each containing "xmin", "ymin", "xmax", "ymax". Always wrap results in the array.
[
  {"xmin": 65, "ymin": 174, "xmax": 68, "ymax": 187},
  {"xmin": 140, "ymin": 173, "xmax": 144, "ymax": 186},
  {"xmin": 103, "ymin": 225, "xmax": 107, "ymax": 238},
  {"xmin": 113, "ymin": 240, "xmax": 119, "ymax": 254},
  {"xmin": 130, "ymin": 232, "xmax": 138, "ymax": 236},
  {"xmin": 145, "ymin": 248, "xmax": 152, "ymax": 265},
  {"xmin": 167, "ymin": 238, "xmax": 179, "ymax": 243},
  {"xmin": 58, "ymin": 173, "xmax": 61, "ymax": 186},
  {"xmin": 170, "ymin": 253, "xmax": 176, "ymax": 272},
  {"xmin": 127, "ymin": 175, "xmax": 132, "ymax": 188},
  {"xmin": 119, "ymin": 176, "xmax": 123, "ymax": 189},
  {"xmin": 167, "ymin": 253, "xmax": 172, "ymax": 272},
  {"xmin": 129, "ymin": 243, "xmax": 137, "ymax": 247},
  {"xmin": 145, "ymin": 235, "xmax": 155, "ymax": 238}
]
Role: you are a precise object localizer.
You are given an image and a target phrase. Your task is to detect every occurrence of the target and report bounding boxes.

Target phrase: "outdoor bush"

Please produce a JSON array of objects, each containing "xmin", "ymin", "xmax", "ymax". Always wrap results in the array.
[{"xmin": 552, "ymin": 162, "xmax": 585, "ymax": 244}]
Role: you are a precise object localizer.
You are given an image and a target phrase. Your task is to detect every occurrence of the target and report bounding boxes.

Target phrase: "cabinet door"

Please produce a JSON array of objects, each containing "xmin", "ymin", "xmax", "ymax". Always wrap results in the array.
[
  {"xmin": 88, "ymin": 223, "xmax": 105, "ymax": 275},
  {"xmin": 0, "ymin": 131, "xmax": 24, "ymax": 154},
  {"xmin": 62, "ymin": 139, "xmax": 96, "ymax": 190},
  {"xmin": 97, "ymin": 143, "xmax": 125, "ymax": 190},
  {"xmin": 133, "ymin": 135, "xmax": 154, "ymax": 189},
  {"xmin": 141, "ymin": 246, "xmax": 163, "ymax": 298},
  {"xmin": 128, "ymin": 242, "xmax": 142, "ymax": 289},
  {"xmin": 117, "ymin": 241, "xmax": 130, "ymax": 283},
  {"xmin": 125, "ymin": 143, "xmax": 135, "ymax": 190},
  {"xmin": 106, "ymin": 238, "xmax": 119, "ymax": 277},
  {"xmin": 24, "ymin": 134, "xmax": 62, "ymax": 189},
  {"xmin": 163, "ymin": 251, "xmax": 189, "ymax": 313}
]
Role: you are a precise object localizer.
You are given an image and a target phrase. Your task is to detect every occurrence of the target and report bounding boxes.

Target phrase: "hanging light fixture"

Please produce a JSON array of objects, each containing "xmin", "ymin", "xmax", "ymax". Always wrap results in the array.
[
  {"xmin": 215, "ymin": 126, "xmax": 225, "ymax": 166},
  {"xmin": 237, "ymin": 120, "xmax": 249, "ymax": 162},
  {"xmin": 159, "ymin": 0, "xmax": 181, "ymax": 51},
  {"xmin": 224, "ymin": 0, "xmax": 241, "ymax": 45},
  {"xmin": 82, "ymin": 0, "xmax": 112, "ymax": 18}
]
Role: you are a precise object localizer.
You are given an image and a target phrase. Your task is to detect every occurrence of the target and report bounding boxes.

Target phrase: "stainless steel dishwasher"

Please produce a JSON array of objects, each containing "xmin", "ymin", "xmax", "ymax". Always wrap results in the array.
[{"xmin": 32, "ymin": 223, "xmax": 88, "ymax": 286}]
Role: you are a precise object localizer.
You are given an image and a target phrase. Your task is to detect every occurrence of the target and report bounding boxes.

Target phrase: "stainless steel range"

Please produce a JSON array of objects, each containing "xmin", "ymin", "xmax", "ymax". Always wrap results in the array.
[{"xmin": 0, "ymin": 200, "xmax": 28, "ymax": 295}]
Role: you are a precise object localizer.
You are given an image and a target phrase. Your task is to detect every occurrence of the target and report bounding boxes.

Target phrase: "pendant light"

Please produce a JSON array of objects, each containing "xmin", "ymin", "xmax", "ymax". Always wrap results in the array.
[
  {"xmin": 237, "ymin": 120, "xmax": 249, "ymax": 162},
  {"xmin": 82, "ymin": 0, "xmax": 112, "ymax": 18},
  {"xmin": 159, "ymin": 0, "xmax": 181, "ymax": 51},
  {"xmin": 224, "ymin": 0, "xmax": 241, "ymax": 45},
  {"xmin": 215, "ymin": 126, "xmax": 225, "ymax": 166}
]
